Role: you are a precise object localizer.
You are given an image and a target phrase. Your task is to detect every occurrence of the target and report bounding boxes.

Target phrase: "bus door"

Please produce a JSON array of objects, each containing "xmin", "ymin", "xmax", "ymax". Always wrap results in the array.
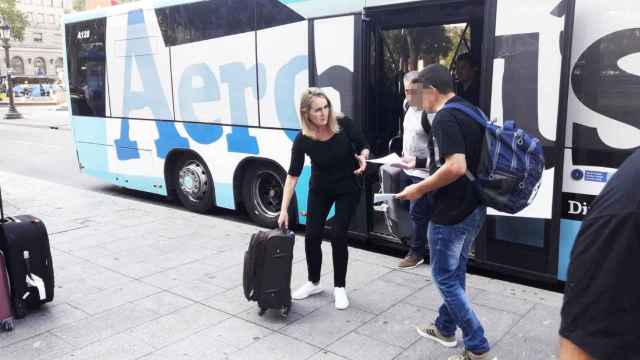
[
  {"xmin": 475, "ymin": 0, "xmax": 576, "ymax": 281},
  {"xmin": 361, "ymin": 0, "xmax": 486, "ymax": 245}
]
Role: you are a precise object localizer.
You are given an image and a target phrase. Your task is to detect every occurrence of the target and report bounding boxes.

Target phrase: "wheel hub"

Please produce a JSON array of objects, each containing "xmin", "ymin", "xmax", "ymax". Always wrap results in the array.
[
  {"xmin": 252, "ymin": 170, "xmax": 283, "ymax": 218},
  {"xmin": 178, "ymin": 161, "xmax": 208, "ymax": 203}
]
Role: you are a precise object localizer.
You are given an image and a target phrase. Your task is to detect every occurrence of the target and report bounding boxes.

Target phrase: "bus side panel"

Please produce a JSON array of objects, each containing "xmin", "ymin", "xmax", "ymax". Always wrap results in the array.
[
  {"xmin": 481, "ymin": 0, "xmax": 570, "ymax": 276},
  {"xmin": 559, "ymin": 0, "xmax": 640, "ymax": 280}
]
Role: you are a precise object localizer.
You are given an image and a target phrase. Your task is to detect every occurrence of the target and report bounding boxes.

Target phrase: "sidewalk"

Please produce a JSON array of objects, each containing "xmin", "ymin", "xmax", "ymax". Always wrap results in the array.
[
  {"xmin": 0, "ymin": 170, "xmax": 563, "ymax": 360},
  {"xmin": 0, "ymin": 105, "xmax": 70, "ymax": 130}
]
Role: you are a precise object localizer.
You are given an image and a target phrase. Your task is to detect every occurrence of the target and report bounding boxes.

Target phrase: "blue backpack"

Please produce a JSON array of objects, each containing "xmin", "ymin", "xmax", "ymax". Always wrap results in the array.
[{"xmin": 440, "ymin": 103, "xmax": 545, "ymax": 214}]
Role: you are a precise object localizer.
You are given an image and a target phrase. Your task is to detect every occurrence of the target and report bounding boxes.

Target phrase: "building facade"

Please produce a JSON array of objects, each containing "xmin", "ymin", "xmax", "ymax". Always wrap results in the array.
[{"xmin": 0, "ymin": 0, "xmax": 71, "ymax": 83}]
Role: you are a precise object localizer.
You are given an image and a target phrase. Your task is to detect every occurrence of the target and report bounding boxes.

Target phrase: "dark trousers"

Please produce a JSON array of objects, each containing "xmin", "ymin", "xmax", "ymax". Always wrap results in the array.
[
  {"xmin": 305, "ymin": 189, "xmax": 360, "ymax": 288},
  {"xmin": 400, "ymin": 172, "xmax": 432, "ymax": 258}
]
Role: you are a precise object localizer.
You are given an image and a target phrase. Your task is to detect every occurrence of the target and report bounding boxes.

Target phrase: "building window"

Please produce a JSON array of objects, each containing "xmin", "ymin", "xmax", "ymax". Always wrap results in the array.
[
  {"xmin": 48, "ymin": 14, "xmax": 55, "ymax": 24},
  {"xmin": 11, "ymin": 57, "xmax": 25, "ymax": 75},
  {"xmin": 34, "ymin": 57, "xmax": 47, "ymax": 76},
  {"xmin": 37, "ymin": 13, "xmax": 44, "ymax": 24},
  {"xmin": 33, "ymin": 32, "xmax": 43, "ymax": 42},
  {"xmin": 55, "ymin": 57, "xmax": 63, "ymax": 70}
]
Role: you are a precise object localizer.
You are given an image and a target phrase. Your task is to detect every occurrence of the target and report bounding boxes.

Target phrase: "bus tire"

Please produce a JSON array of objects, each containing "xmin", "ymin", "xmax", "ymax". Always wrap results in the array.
[
  {"xmin": 242, "ymin": 163, "xmax": 291, "ymax": 229},
  {"xmin": 174, "ymin": 153, "xmax": 215, "ymax": 213}
]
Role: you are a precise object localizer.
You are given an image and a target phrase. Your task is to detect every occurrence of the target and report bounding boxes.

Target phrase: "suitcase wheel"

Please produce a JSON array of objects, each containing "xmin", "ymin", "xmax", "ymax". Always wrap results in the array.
[
  {"xmin": 2, "ymin": 320, "xmax": 14, "ymax": 332},
  {"xmin": 13, "ymin": 299, "xmax": 28, "ymax": 319},
  {"xmin": 258, "ymin": 307, "xmax": 267, "ymax": 317},
  {"xmin": 279, "ymin": 306, "xmax": 290, "ymax": 318}
]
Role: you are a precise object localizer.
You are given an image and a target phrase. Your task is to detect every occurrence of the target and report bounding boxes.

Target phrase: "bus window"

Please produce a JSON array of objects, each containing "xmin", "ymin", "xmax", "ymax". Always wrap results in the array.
[{"xmin": 65, "ymin": 18, "xmax": 106, "ymax": 117}]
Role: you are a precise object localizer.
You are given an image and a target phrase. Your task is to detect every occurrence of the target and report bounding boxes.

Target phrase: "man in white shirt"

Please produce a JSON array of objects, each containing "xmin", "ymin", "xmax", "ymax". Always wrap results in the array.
[{"xmin": 396, "ymin": 71, "xmax": 433, "ymax": 268}]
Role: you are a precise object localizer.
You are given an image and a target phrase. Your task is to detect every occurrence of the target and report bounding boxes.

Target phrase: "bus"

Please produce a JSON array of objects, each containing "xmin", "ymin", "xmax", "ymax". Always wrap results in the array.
[{"xmin": 63, "ymin": 0, "xmax": 640, "ymax": 283}]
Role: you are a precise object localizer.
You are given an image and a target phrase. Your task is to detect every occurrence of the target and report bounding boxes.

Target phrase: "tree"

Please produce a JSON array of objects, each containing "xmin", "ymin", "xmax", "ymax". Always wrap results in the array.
[
  {"xmin": 0, "ymin": 0, "xmax": 29, "ymax": 42},
  {"xmin": 72, "ymin": 0, "xmax": 86, "ymax": 12}
]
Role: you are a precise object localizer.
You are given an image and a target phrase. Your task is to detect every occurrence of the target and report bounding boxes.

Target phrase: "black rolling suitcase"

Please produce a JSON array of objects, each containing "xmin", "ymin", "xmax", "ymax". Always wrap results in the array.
[
  {"xmin": 0, "ymin": 187, "xmax": 54, "ymax": 318},
  {"xmin": 243, "ymin": 229, "xmax": 294, "ymax": 317}
]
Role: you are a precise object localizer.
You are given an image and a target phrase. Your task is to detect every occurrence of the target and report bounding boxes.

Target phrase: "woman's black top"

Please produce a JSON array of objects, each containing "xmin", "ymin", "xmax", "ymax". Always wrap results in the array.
[{"xmin": 288, "ymin": 117, "xmax": 369, "ymax": 194}]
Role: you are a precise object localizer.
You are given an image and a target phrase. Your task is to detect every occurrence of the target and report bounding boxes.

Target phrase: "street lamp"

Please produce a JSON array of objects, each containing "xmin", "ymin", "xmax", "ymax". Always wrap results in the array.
[{"xmin": 1, "ymin": 24, "xmax": 22, "ymax": 120}]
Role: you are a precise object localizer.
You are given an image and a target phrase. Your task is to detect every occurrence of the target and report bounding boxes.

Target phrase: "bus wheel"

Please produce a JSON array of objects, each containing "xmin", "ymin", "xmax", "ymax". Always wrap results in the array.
[
  {"xmin": 175, "ymin": 154, "xmax": 214, "ymax": 213},
  {"xmin": 242, "ymin": 164, "xmax": 286, "ymax": 228}
]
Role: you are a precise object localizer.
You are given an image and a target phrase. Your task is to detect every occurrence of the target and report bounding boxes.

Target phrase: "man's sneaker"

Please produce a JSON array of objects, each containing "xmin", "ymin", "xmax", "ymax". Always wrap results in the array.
[
  {"xmin": 398, "ymin": 255, "xmax": 425, "ymax": 269},
  {"xmin": 448, "ymin": 350, "xmax": 496, "ymax": 360},
  {"xmin": 334, "ymin": 287, "xmax": 349, "ymax": 310},
  {"xmin": 292, "ymin": 281, "xmax": 322, "ymax": 300},
  {"xmin": 416, "ymin": 323, "xmax": 457, "ymax": 348}
]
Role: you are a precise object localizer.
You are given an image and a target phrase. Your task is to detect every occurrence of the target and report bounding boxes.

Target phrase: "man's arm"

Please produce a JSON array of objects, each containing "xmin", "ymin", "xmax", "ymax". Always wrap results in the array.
[
  {"xmin": 559, "ymin": 337, "xmax": 593, "ymax": 360},
  {"xmin": 396, "ymin": 153, "xmax": 466, "ymax": 200}
]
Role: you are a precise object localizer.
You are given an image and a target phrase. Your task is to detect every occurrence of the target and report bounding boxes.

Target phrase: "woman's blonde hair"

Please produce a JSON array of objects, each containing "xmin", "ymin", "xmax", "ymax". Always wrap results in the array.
[{"xmin": 299, "ymin": 87, "xmax": 340, "ymax": 139}]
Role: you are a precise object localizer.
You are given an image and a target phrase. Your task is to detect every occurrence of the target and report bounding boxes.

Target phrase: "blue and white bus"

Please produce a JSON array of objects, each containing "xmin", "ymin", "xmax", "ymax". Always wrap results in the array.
[{"xmin": 63, "ymin": 0, "xmax": 640, "ymax": 283}]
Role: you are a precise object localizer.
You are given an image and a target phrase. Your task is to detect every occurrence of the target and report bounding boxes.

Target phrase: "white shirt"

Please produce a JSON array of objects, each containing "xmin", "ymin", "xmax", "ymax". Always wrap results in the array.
[{"xmin": 402, "ymin": 100, "xmax": 432, "ymax": 179}]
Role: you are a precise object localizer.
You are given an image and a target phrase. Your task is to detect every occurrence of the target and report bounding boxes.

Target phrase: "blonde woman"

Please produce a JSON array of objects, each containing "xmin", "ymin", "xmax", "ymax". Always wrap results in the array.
[{"xmin": 278, "ymin": 88, "xmax": 369, "ymax": 310}]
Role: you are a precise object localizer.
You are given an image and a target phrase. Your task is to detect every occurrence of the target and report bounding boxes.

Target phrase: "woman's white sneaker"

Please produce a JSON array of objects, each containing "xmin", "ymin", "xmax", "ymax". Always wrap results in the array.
[
  {"xmin": 292, "ymin": 282, "xmax": 322, "ymax": 300},
  {"xmin": 334, "ymin": 287, "xmax": 349, "ymax": 310}
]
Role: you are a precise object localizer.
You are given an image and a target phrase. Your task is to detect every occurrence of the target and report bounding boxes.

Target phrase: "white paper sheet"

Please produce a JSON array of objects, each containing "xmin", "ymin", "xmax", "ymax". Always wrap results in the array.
[
  {"xmin": 373, "ymin": 193, "xmax": 396, "ymax": 202},
  {"xmin": 367, "ymin": 153, "xmax": 402, "ymax": 165}
]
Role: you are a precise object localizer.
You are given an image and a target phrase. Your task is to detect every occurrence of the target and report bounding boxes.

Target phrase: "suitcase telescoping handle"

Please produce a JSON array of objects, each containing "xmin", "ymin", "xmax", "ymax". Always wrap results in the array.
[{"xmin": 0, "ymin": 185, "xmax": 4, "ymax": 223}]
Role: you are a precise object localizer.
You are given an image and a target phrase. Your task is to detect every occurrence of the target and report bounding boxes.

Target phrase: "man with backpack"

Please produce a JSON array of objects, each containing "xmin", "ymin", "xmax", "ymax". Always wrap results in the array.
[{"xmin": 396, "ymin": 64, "xmax": 495, "ymax": 360}]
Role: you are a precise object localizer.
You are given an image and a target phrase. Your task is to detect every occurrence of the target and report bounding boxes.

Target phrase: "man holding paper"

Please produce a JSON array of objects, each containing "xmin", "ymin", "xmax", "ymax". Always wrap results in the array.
[{"xmin": 392, "ymin": 71, "xmax": 434, "ymax": 269}]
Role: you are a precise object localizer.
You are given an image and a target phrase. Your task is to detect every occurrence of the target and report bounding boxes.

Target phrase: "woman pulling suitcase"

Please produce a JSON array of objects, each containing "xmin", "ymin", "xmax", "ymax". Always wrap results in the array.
[{"xmin": 278, "ymin": 88, "xmax": 369, "ymax": 310}]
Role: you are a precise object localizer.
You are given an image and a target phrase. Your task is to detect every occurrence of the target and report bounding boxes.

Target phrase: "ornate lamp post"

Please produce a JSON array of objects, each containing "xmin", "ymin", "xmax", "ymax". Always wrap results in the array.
[{"xmin": 1, "ymin": 24, "xmax": 22, "ymax": 120}]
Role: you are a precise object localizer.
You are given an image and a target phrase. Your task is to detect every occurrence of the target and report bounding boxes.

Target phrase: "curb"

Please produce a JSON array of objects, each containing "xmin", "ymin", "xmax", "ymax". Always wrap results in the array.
[{"xmin": 0, "ymin": 119, "xmax": 70, "ymax": 131}]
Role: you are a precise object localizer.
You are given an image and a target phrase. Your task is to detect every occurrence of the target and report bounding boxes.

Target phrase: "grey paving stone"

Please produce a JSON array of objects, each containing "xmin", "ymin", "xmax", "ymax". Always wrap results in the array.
[
  {"xmin": 201, "ymin": 286, "xmax": 254, "ymax": 315},
  {"xmin": 472, "ymin": 290, "xmax": 536, "ymax": 316},
  {"xmin": 395, "ymin": 337, "xmax": 463, "ymax": 360},
  {"xmin": 377, "ymin": 269, "xmax": 431, "ymax": 290},
  {"xmin": 492, "ymin": 303, "xmax": 561, "ymax": 360},
  {"xmin": 349, "ymin": 278, "xmax": 417, "ymax": 315},
  {"xmin": 53, "ymin": 333, "xmax": 154, "ymax": 360},
  {"xmin": 140, "ymin": 261, "xmax": 222, "ymax": 290},
  {"xmin": 237, "ymin": 305, "xmax": 305, "ymax": 331},
  {"xmin": 167, "ymin": 279, "xmax": 228, "ymax": 302},
  {"xmin": 327, "ymin": 332, "xmax": 404, "ymax": 360},
  {"xmin": 132, "ymin": 291, "xmax": 195, "ymax": 316},
  {"xmin": 68, "ymin": 280, "xmax": 160, "ymax": 315},
  {"xmin": 280, "ymin": 303, "xmax": 376, "ymax": 348},
  {"xmin": 290, "ymin": 290, "xmax": 334, "ymax": 316},
  {"xmin": 125, "ymin": 303, "xmax": 230, "ymax": 349},
  {"xmin": 403, "ymin": 284, "xmax": 485, "ymax": 312},
  {"xmin": 307, "ymin": 351, "xmax": 349, "ymax": 360},
  {"xmin": 0, "ymin": 303, "xmax": 88, "ymax": 348},
  {"xmin": 474, "ymin": 303, "xmax": 522, "ymax": 346},
  {"xmin": 204, "ymin": 264, "xmax": 244, "ymax": 290},
  {"xmin": 0, "ymin": 332, "xmax": 75, "ymax": 360},
  {"xmin": 194, "ymin": 317, "xmax": 272, "ymax": 349},
  {"xmin": 51, "ymin": 303, "xmax": 159, "ymax": 348},
  {"xmin": 229, "ymin": 333, "xmax": 320, "ymax": 360},
  {"xmin": 139, "ymin": 336, "xmax": 238, "ymax": 360},
  {"xmin": 345, "ymin": 259, "xmax": 392, "ymax": 291},
  {"xmin": 356, "ymin": 302, "xmax": 438, "ymax": 349}
]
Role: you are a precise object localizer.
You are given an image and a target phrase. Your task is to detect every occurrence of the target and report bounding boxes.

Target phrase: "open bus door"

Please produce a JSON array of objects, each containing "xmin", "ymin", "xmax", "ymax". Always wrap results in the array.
[
  {"xmin": 475, "ymin": 0, "xmax": 576, "ymax": 281},
  {"xmin": 360, "ymin": 0, "xmax": 576, "ymax": 282}
]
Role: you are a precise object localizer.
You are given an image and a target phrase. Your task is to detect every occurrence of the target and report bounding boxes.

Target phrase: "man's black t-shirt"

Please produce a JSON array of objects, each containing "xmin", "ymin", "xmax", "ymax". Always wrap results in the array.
[
  {"xmin": 559, "ymin": 149, "xmax": 640, "ymax": 360},
  {"xmin": 422, "ymin": 96, "xmax": 484, "ymax": 225}
]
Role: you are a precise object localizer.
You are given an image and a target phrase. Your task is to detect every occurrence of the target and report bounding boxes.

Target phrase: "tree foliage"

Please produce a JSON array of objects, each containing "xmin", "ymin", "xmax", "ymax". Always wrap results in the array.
[{"xmin": 0, "ymin": 0, "xmax": 29, "ymax": 42}]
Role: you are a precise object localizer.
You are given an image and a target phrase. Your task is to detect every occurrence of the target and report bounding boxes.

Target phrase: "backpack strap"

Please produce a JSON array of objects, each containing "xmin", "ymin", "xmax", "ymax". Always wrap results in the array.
[
  {"xmin": 440, "ymin": 102, "xmax": 490, "ymax": 182},
  {"xmin": 441, "ymin": 102, "xmax": 489, "ymax": 127}
]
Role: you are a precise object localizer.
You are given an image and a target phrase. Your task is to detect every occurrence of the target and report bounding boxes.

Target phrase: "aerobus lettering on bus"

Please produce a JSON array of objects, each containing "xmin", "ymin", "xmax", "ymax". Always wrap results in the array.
[{"xmin": 112, "ymin": 11, "xmax": 308, "ymax": 160}]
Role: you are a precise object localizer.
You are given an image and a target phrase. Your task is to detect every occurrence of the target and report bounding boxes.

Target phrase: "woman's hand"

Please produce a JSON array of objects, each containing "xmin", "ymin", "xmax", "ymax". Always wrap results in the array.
[
  {"xmin": 354, "ymin": 154, "xmax": 367, "ymax": 175},
  {"xmin": 277, "ymin": 211, "xmax": 289, "ymax": 230}
]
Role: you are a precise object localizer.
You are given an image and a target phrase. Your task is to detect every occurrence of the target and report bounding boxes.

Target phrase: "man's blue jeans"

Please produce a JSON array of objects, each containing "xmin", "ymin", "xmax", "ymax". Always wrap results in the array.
[
  {"xmin": 401, "ymin": 173, "xmax": 432, "ymax": 259},
  {"xmin": 428, "ymin": 206, "xmax": 489, "ymax": 354}
]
